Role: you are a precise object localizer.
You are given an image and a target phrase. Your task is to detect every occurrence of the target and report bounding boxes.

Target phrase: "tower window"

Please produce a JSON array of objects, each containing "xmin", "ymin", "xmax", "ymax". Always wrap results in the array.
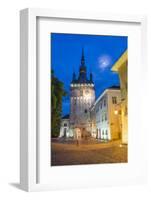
[{"xmin": 84, "ymin": 109, "xmax": 87, "ymax": 113}]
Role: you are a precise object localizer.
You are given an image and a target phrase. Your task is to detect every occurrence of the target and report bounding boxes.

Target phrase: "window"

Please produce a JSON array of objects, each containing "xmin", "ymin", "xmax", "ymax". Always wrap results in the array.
[
  {"xmin": 112, "ymin": 96, "xmax": 117, "ymax": 104},
  {"xmin": 64, "ymin": 128, "xmax": 67, "ymax": 137},
  {"xmin": 96, "ymin": 106, "xmax": 99, "ymax": 113},
  {"xmin": 64, "ymin": 123, "xmax": 67, "ymax": 127},
  {"xmin": 104, "ymin": 99, "xmax": 106, "ymax": 107},
  {"xmin": 102, "ymin": 115, "xmax": 104, "ymax": 122},
  {"xmin": 84, "ymin": 109, "xmax": 87, "ymax": 114},
  {"xmin": 105, "ymin": 113, "xmax": 107, "ymax": 121},
  {"xmin": 106, "ymin": 129, "xmax": 108, "ymax": 135}
]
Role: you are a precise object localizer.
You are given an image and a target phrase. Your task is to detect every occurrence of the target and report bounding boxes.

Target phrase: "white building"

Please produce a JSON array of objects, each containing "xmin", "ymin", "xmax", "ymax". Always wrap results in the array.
[
  {"xmin": 59, "ymin": 114, "xmax": 73, "ymax": 138},
  {"xmin": 91, "ymin": 87, "xmax": 122, "ymax": 141}
]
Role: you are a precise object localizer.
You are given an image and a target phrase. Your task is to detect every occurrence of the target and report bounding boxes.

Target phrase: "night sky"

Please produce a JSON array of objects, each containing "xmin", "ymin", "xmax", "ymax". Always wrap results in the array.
[{"xmin": 51, "ymin": 33, "xmax": 127, "ymax": 116}]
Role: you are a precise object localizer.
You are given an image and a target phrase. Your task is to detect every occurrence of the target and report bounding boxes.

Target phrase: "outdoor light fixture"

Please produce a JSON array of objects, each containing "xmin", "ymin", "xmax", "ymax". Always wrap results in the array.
[{"xmin": 114, "ymin": 110, "xmax": 118, "ymax": 115}]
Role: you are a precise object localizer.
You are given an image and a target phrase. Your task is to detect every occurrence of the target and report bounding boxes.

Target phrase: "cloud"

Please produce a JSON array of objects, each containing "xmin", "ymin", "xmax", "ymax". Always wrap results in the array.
[{"xmin": 98, "ymin": 55, "xmax": 111, "ymax": 70}]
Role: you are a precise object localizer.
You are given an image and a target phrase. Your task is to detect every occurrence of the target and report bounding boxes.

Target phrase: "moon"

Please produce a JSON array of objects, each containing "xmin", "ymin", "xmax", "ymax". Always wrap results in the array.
[{"xmin": 98, "ymin": 55, "xmax": 111, "ymax": 70}]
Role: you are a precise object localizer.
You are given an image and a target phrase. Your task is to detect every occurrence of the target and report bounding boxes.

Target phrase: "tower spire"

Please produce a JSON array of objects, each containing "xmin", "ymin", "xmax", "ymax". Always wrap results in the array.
[
  {"xmin": 78, "ymin": 48, "xmax": 87, "ymax": 83},
  {"xmin": 81, "ymin": 48, "xmax": 85, "ymax": 66}
]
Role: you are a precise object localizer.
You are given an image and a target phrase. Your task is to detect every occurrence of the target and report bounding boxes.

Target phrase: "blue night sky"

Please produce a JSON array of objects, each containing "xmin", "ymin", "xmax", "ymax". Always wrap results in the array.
[{"xmin": 51, "ymin": 33, "xmax": 127, "ymax": 116}]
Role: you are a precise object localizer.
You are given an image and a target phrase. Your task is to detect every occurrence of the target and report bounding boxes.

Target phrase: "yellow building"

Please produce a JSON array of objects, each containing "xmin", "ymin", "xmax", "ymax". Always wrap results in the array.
[
  {"xmin": 112, "ymin": 50, "xmax": 128, "ymax": 144},
  {"xmin": 90, "ymin": 87, "xmax": 122, "ymax": 141}
]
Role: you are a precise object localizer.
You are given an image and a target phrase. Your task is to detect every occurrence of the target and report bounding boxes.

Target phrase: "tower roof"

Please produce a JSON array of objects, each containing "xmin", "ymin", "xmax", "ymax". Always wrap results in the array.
[
  {"xmin": 71, "ymin": 48, "xmax": 94, "ymax": 84},
  {"xmin": 79, "ymin": 48, "xmax": 86, "ymax": 76},
  {"xmin": 80, "ymin": 48, "xmax": 85, "ymax": 67}
]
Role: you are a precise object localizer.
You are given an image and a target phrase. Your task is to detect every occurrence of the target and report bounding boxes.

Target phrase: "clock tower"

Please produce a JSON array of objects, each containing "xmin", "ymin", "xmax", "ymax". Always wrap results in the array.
[{"xmin": 70, "ymin": 49, "xmax": 95, "ymax": 137}]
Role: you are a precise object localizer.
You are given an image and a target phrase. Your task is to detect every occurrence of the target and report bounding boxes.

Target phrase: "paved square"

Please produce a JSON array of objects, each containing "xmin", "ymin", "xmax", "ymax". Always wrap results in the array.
[{"xmin": 51, "ymin": 139, "xmax": 128, "ymax": 166}]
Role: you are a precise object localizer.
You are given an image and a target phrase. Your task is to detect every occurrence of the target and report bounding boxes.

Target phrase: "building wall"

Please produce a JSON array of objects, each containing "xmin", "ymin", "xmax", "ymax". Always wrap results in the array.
[
  {"xmin": 121, "ymin": 100, "xmax": 128, "ymax": 143},
  {"xmin": 59, "ymin": 119, "xmax": 73, "ymax": 138},
  {"xmin": 107, "ymin": 90, "xmax": 122, "ymax": 140},
  {"xmin": 111, "ymin": 51, "xmax": 128, "ymax": 144},
  {"xmin": 95, "ymin": 94, "xmax": 109, "ymax": 140},
  {"xmin": 92, "ymin": 89, "xmax": 121, "ymax": 141},
  {"xmin": 90, "ymin": 106, "xmax": 97, "ymax": 138},
  {"xmin": 118, "ymin": 61, "xmax": 128, "ymax": 144}
]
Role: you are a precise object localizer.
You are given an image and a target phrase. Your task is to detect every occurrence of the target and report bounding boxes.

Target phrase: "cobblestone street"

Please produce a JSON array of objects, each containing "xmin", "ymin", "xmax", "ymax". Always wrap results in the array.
[{"xmin": 51, "ymin": 138, "xmax": 128, "ymax": 166}]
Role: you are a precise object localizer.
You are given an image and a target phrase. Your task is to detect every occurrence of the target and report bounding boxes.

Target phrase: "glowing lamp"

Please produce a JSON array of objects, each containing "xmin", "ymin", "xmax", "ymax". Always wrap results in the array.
[{"xmin": 114, "ymin": 110, "xmax": 118, "ymax": 115}]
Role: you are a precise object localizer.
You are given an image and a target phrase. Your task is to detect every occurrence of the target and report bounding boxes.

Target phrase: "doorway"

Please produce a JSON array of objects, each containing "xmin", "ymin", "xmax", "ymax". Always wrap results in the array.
[{"xmin": 63, "ymin": 128, "xmax": 67, "ymax": 137}]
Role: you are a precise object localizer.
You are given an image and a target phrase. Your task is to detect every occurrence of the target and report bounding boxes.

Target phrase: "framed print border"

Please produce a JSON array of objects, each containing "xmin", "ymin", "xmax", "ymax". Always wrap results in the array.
[{"xmin": 20, "ymin": 8, "xmax": 147, "ymax": 192}]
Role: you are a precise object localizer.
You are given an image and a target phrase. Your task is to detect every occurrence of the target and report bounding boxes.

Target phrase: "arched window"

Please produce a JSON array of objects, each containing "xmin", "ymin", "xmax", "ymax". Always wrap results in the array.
[{"xmin": 84, "ymin": 109, "xmax": 87, "ymax": 113}]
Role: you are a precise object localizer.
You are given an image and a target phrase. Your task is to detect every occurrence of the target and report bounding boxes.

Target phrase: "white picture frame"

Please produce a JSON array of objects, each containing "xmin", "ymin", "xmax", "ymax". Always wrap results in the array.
[{"xmin": 20, "ymin": 8, "xmax": 147, "ymax": 192}]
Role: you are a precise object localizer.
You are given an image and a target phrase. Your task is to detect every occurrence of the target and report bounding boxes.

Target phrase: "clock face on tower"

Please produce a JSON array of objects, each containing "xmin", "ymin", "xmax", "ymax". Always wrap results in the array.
[{"xmin": 85, "ymin": 90, "xmax": 89, "ymax": 94}]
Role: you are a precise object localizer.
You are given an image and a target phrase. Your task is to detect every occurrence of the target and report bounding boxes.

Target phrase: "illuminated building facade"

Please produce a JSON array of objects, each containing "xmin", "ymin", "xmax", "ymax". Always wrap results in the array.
[
  {"xmin": 91, "ymin": 87, "xmax": 122, "ymax": 140},
  {"xmin": 112, "ymin": 50, "xmax": 128, "ymax": 144}
]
